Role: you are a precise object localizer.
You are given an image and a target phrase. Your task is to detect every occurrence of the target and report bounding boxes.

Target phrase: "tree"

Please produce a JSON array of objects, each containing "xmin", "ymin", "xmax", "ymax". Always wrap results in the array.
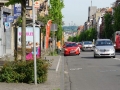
[
  {"xmin": 113, "ymin": 5, "xmax": 120, "ymax": 32},
  {"xmin": 6, "ymin": 0, "xmax": 26, "ymax": 61},
  {"xmin": 68, "ymin": 36, "xmax": 73, "ymax": 41},
  {"xmin": 103, "ymin": 13, "xmax": 113, "ymax": 39},
  {"xmin": 49, "ymin": 0, "xmax": 64, "ymax": 41},
  {"xmin": 76, "ymin": 28, "xmax": 97, "ymax": 42}
]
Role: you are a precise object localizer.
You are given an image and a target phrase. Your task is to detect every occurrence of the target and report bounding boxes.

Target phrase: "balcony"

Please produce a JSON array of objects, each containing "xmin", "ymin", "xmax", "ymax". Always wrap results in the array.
[{"xmin": 0, "ymin": 0, "xmax": 8, "ymax": 2}]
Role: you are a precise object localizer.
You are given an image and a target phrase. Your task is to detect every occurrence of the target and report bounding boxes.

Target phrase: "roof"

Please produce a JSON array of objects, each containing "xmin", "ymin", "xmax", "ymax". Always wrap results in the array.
[
  {"xmin": 107, "ymin": 8, "xmax": 112, "ymax": 12},
  {"xmin": 96, "ymin": 39, "xmax": 111, "ymax": 41},
  {"xmin": 77, "ymin": 25, "xmax": 84, "ymax": 31}
]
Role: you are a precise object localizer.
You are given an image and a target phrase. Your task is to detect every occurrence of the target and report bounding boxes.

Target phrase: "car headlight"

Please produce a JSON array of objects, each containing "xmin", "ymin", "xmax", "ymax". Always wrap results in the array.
[
  {"xmin": 110, "ymin": 49, "xmax": 115, "ymax": 52},
  {"xmin": 114, "ymin": 44, "xmax": 116, "ymax": 47},
  {"xmin": 95, "ymin": 48, "xmax": 99, "ymax": 52}
]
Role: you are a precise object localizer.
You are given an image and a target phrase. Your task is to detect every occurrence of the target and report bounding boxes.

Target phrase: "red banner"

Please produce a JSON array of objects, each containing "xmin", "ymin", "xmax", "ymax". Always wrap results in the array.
[{"xmin": 45, "ymin": 20, "xmax": 52, "ymax": 49}]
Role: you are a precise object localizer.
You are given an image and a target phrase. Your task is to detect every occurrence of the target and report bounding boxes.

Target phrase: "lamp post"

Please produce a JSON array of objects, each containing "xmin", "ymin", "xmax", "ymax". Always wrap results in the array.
[{"xmin": 32, "ymin": 0, "xmax": 37, "ymax": 85}]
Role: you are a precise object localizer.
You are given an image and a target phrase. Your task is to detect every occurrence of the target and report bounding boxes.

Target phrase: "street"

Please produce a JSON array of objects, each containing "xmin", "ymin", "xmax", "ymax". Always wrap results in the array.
[{"xmin": 64, "ymin": 51, "xmax": 120, "ymax": 90}]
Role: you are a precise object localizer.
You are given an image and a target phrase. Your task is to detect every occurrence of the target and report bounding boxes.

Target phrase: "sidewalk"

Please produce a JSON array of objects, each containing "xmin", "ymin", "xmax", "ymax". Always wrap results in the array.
[{"xmin": 0, "ymin": 56, "xmax": 62, "ymax": 90}]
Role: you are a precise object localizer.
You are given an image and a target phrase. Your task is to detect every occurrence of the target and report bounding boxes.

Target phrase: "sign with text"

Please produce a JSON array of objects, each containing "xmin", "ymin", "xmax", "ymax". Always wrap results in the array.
[
  {"xmin": 7, "ymin": 16, "xmax": 14, "ymax": 22},
  {"xmin": 34, "ymin": 1, "xmax": 40, "ymax": 8},
  {"xmin": 14, "ymin": 4, "xmax": 21, "ymax": 19},
  {"xmin": 17, "ymin": 27, "xmax": 40, "ymax": 48}
]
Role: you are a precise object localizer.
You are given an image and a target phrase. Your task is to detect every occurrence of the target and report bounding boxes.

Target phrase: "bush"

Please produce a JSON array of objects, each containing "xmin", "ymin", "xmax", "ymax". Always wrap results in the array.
[{"xmin": 0, "ymin": 59, "xmax": 50, "ymax": 83}]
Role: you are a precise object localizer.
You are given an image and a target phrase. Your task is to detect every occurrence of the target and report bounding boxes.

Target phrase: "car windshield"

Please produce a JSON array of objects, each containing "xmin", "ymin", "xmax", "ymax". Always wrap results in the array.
[
  {"xmin": 66, "ymin": 43, "xmax": 77, "ymax": 47},
  {"xmin": 96, "ymin": 40, "xmax": 113, "ymax": 46},
  {"xmin": 78, "ymin": 42, "xmax": 82, "ymax": 45},
  {"xmin": 83, "ymin": 41, "xmax": 92, "ymax": 45}
]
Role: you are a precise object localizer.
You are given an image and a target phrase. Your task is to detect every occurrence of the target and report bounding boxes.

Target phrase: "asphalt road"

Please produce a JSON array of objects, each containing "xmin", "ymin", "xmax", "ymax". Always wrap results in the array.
[{"xmin": 64, "ymin": 50, "xmax": 120, "ymax": 90}]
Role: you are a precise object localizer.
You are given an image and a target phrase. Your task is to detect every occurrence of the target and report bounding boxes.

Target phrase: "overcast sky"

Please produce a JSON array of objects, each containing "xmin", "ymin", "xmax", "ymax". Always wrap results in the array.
[{"xmin": 62, "ymin": 0, "xmax": 116, "ymax": 26}]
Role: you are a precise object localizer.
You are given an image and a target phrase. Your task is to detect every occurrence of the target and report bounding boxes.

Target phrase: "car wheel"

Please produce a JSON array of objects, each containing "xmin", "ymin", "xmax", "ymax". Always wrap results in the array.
[
  {"xmin": 113, "ymin": 56, "xmax": 115, "ymax": 58},
  {"xmin": 82, "ymin": 49, "xmax": 84, "ymax": 51},
  {"xmin": 94, "ymin": 55, "xmax": 97, "ymax": 58},
  {"xmin": 77, "ymin": 53, "xmax": 80, "ymax": 55}
]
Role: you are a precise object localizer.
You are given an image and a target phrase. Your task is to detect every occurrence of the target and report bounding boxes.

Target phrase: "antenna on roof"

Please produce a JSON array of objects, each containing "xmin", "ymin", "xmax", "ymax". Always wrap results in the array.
[{"xmin": 91, "ymin": 0, "xmax": 92, "ymax": 7}]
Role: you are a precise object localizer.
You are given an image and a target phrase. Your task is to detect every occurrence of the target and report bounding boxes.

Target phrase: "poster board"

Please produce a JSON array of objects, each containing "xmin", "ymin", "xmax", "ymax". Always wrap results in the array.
[{"xmin": 17, "ymin": 27, "xmax": 40, "ymax": 52}]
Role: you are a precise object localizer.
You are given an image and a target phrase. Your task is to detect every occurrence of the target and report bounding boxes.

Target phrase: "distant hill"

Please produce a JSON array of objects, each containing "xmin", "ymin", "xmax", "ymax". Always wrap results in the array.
[{"xmin": 62, "ymin": 26, "xmax": 78, "ymax": 31}]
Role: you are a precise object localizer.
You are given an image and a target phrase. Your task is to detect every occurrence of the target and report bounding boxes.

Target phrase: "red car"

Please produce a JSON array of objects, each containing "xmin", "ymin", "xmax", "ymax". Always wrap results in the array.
[{"xmin": 64, "ymin": 42, "xmax": 80, "ymax": 56}]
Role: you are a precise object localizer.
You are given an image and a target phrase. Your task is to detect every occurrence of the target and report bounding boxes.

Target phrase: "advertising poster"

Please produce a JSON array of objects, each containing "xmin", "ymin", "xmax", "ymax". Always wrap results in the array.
[
  {"xmin": 17, "ymin": 27, "xmax": 40, "ymax": 60},
  {"xmin": 18, "ymin": 27, "xmax": 40, "ymax": 48}
]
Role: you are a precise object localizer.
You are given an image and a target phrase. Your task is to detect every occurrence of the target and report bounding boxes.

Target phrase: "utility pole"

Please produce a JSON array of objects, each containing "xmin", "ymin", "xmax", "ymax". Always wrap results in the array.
[
  {"xmin": 91, "ymin": 0, "xmax": 92, "ymax": 7},
  {"xmin": 32, "ymin": 0, "xmax": 37, "ymax": 85}
]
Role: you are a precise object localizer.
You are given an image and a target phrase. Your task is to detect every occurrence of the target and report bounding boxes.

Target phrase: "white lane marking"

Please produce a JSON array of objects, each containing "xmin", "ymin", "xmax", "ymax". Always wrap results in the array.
[
  {"xmin": 70, "ymin": 68, "xmax": 82, "ymax": 71},
  {"xmin": 64, "ymin": 71, "xmax": 68, "ymax": 74},
  {"xmin": 114, "ymin": 58, "xmax": 120, "ymax": 61},
  {"xmin": 56, "ymin": 56, "xmax": 61, "ymax": 72}
]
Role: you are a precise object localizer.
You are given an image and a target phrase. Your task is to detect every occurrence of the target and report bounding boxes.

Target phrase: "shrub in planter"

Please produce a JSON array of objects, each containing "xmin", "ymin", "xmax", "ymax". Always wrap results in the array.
[{"xmin": 0, "ymin": 59, "xmax": 50, "ymax": 83}]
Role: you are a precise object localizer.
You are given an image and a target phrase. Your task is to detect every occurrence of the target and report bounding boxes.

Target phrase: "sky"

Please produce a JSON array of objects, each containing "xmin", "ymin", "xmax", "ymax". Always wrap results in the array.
[{"xmin": 62, "ymin": 0, "xmax": 116, "ymax": 26}]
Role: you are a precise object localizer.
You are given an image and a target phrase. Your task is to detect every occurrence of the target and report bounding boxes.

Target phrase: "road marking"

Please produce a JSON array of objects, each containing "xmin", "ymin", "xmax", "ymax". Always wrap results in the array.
[
  {"xmin": 64, "ymin": 71, "xmax": 68, "ymax": 74},
  {"xmin": 56, "ymin": 56, "xmax": 61, "ymax": 72},
  {"xmin": 70, "ymin": 68, "xmax": 82, "ymax": 71},
  {"xmin": 114, "ymin": 58, "xmax": 120, "ymax": 61}
]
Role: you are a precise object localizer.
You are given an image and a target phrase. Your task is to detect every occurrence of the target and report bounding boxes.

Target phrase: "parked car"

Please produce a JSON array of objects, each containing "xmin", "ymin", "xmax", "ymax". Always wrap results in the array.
[
  {"xmin": 81, "ymin": 41, "xmax": 94, "ymax": 51},
  {"xmin": 94, "ymin": 39, "xmax": 115, "ymax": 58},
  {"xmin": 64, "ymin": 42, "xmax": 80, "ymax": 56}
]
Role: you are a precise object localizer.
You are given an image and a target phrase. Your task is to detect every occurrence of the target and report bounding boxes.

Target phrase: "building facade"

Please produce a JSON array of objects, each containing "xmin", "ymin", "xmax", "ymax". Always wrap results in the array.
[{"xmin": 0, "ymin": 0, "xmax": 14, "ymax": 58}]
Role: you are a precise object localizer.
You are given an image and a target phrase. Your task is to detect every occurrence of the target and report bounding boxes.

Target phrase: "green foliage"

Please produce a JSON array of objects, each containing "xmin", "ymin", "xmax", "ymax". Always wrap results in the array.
[
  {"xmin": 113, "ymin": 5, "xmax": 120, "ymax": 32},
  {"xmin": 67, "ymin": 36, "xmax": 73, "ymax": 41},
  {"xmin": 5, "ymin": 0, "xmax": 21, "ymax": 6},
  {"xmin": 68, "ymin": 28, "xmax": 97, "ymax": 42},
  {"xmin": 53, "ymin": 89, "xmax": 60, "ymax": 90},
  {"xmin": 102, "ymin": 13, "xmax": 113, "ymax": 39},
  {"xmin": 79, "ymin": 28, "xmax": 97, "ymax": 41},
  {"xmin": 49, "ymin": 0, "xmax": 64, "ymax": 41},
  {"xmin": 0, "ymin": 59, "xmax": 50, "ymax": 83}
]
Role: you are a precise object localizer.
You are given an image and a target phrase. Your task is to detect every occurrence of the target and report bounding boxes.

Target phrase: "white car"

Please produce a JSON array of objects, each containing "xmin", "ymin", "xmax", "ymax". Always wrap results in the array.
[
  {"xmin": 81, "ymin": 41, "xmax": 94, "ymax": 51},
  {"xmin": 94, "ymin": 39, "xmax": 115, "ymax": 58}
]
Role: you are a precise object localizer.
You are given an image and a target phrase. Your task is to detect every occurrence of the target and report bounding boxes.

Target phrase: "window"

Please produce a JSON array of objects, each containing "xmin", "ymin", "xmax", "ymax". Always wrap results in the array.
[{"xmin": 96, "ymin": 40, "xmax": 113, "ymax": 46}]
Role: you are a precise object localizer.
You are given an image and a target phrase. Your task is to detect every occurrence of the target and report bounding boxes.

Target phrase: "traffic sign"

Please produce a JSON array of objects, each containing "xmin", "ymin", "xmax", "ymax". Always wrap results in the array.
[
  {"xmin": 4, "ymin": 22, "xmax": 10, "ymax": 30},
  {"xmin": 34, "ymin": 1, "xmax": 40, "ymax": 8}
]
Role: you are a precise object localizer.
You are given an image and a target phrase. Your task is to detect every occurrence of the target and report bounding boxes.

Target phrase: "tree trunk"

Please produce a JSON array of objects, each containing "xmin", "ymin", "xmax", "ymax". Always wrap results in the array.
[{"xmin": 21, "ymin": 1, "xmax": 26, "ymax": 61}]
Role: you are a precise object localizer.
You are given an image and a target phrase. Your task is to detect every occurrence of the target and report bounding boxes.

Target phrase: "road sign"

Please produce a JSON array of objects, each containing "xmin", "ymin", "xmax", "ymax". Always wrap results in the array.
[
  {"xmin": 50, "ymin": 24, "xmax": 58, "ymax": 31},
  {"xmin": 26, "ymin": 6, "xmax": 32, "ymax": 10},
  {"xmin": 5, "ymin": 22, "xmax": 10, "ymax": 30},
  {"xmin": 7, "ymin": 16, "xmax": 14, "ymax": 22},
  {"xmin": 34, "ymin": 1, "xmax": 40, "ymax": 8}
]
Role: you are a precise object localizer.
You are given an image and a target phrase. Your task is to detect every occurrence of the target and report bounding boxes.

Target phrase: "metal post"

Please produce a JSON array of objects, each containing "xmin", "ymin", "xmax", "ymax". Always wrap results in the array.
[
  {"xmin": 32, "ymin": 0, "xmax": 37, "ymax": 85},
  {"xmin": 52, "ymin": 31, "xmax": 54, "ymax": 56}
]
